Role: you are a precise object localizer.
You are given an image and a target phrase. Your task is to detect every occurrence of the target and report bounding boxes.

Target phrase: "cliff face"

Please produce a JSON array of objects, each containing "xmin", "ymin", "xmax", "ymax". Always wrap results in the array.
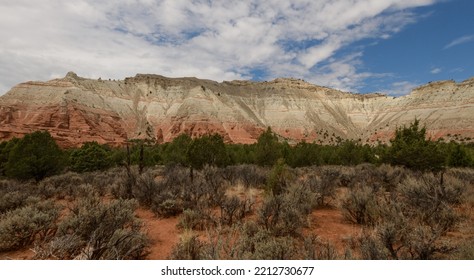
[{"xmin": 0, "ymin": 72, "xmax": 473, "ymax": 147}]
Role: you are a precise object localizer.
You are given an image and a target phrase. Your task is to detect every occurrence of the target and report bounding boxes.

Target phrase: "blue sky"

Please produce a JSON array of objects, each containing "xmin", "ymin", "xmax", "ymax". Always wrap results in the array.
[{"xmin": 0, "ymin": 0, "xmax": 473, "ymax": 96}]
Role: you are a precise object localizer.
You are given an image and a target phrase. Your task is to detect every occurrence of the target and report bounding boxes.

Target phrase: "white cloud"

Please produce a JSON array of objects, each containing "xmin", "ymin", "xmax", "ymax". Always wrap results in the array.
[
  {"xmin": 0, "ymin": 0, "xmax": 438, "ymax": 95},
  {"xmin": 431, "ymin": 67, "xmax": 442, "ymax": 74},
  {"xmin": 307, "ymin": 53, "xmax": 376, "ymax": 92},
  {"xmin": 444, "ymin": 34, "xmax": 474, "ymax": 49},
  {"xmin": 383, "ymin": 81, "xmax": 419, "ymax": 97}
]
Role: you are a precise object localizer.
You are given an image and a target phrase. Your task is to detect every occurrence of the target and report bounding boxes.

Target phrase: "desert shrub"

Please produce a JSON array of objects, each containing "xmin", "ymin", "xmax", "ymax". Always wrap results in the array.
[
  {"xmin": 258, "ymin": 184, "xmax": 316, "ymax": 236},
  {"xmin": 303, "ymin": 235, "xmax": 341, "ymax": 260},
  {"xmin": 285, "ymin": 184, "xmax": 318, "ymax": 215},
  {"xmin": 453, "ymin": 238, "xmax": 474, "ymax": 260},
  {"xmin": 84, "ymin": 228, "xmax": 149, "ymax": 260},
  {"xmin": 358, "ymin": 231, "xmax": 390, "ymax": 260},
  {"xmin": 342, "ymin": 186, "xmax": 381, "ymax": 226},
  {"xmin": 399, "ymin": 173, "xmax": 464, "ymax": 234},
  {"xmin": 38, "ymin": 172, "xmax": 85, "ymax": 199},
  {"xmin": 219, "ymin": 196, "xmax": 241, "ymax": 226},
  {"xmin": 221, "ymin": 166, "xmax": 239, "ymax": 185},
  {"xmin": 0, "ymin": 191, "xmax": 31, "ymax": 213},
  {"xmin": 57, "ymin": 197, "xmax": 148, "ymax": 259},
  {"xmin": 0, "ymin": 200, "xmax": 60, "ymax": 251},
  {"xmin": 152, "ymin": 198, "xmax": 183, "ymax": 218},
  {"xmin": 299, "ymin": 174, "xmax": 323, "ymax": 204},
  {"xmin": 218, "ymin": 195, "xmax": 253, "ymax": 226},
  {"xmin": 232, "ymin": 164, "xmax": 268, "ymax": 189},
  {"xmin": 178, "ymin": 208, "xmax": 215, "ymax": 231},
  {"xmin": 316, "ymin": 167, "xmax": 341, "ymax": 205},
  {"xmin": 147, "ymin": 166, "xmax": 192, "ymax": 217},
  {"xmin": 349, "ymin": 171, "xmax": 466, "ymax": 260},
  {"xmin": 446, "ymin": 168, "xmax": 474, "ymax": 185},
  {"xmin": 376, "ymin": 164, "xmax": 409, "ymax": 191},
  {"xmin": 114, "ymin": 167, "xmax": 138, "ymax": 200},
  {"xmin": 374, "ymin": 216, "xmax": 459, "ymax": 260},
  {"xmin": 33, "ymin": 234, "xmax": 84, "ymax": 260},
  {"xmin": 265, "ymin": 159, "xmax": 295, "ymax": 196},
  {"xmin": 202, "ymin": 166, "xmax": 226, "ymax": 207},
  {"xmin": 400, "ymin": 173, "xmax": 464, "ymax": 209},
  {"xmin": 404, "ymin": 225, "xmax": 455, "ymax": 260},
  {"xmin": 111, "ymin": 167, "xmax": 166, "ymax": 206},
  {"xmin": 178, "ymin": 209, "xmax": 203, "ymax": 230},
  {"xmin": 250, "ymin": 234, "xmax": 295, "ymax": 260},
  {"xmin": 232, "ymin": 222, "xmax": 297, "ymax": 260},
  {"xmin": 180, "ymin": 177, "xmax": 209, "ymax": 210},
  {"xmin": 81, "ymin": 169, "xmax": 122, "ymax": 195},
  {"xmin": 0, "ymin": 179, "xmax": 40, "ymax": 212},
  {"xmin": 149, "ymin": 165, "xmax": 255, "ymax": 218},
  {"xmin": 133, "ymin": 171, "xmax": 160, "ymax": 207},
  {"xmin": 72, "ymin": 184, "xmax": 104, "ymax": 199},
  {"xmin": 170, "ymin": 231, "xmax": 210, "ymax": 260}
]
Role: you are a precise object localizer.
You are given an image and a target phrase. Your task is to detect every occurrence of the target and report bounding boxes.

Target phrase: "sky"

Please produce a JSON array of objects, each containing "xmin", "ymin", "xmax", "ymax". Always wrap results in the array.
[{"xmin": 0, "ymin": 0, "xmax": 473, "ymax": 96}]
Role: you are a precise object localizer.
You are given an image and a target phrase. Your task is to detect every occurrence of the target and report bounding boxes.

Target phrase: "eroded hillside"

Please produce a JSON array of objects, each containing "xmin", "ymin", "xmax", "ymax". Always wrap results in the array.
[{"xmin": 0, "ymin": 72, "xmax": 473, "ymax": 147}]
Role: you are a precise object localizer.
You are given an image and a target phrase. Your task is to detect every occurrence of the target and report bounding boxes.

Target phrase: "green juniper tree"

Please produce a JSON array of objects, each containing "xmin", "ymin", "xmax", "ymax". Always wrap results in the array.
[
  {"xmin": 5, "ymin": 131, "xmax": 64, "ymax": 181},
  {"xmin": 386, "ymin": 119, "xmax": 444, "ymax": 172}
]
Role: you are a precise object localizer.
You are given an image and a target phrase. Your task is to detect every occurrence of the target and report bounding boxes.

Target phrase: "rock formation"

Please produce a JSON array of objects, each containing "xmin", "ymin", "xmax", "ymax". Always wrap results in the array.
[{"xmin": 0, "ymin": 72, "xmax": 473, "ymax": 148}]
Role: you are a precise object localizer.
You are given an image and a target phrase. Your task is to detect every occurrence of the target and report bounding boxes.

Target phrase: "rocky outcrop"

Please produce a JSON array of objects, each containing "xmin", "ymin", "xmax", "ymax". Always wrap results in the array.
[{"xmin": 0, "ymin": 72, "xmax": 473, "ymax": 147}]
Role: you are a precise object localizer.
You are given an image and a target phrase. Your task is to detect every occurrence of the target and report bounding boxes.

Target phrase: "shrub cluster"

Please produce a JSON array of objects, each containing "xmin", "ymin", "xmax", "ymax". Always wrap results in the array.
[
  {"xmin": 35, "ymin": 195, "xmax": 149, "ymax": 260},
  {"xmin": 341, "ymin": 172, "xmax": 466, "ymax": 259},
  {"xmin": 0, "ymin": 200, "xmax": 60, "ymax": 252}
]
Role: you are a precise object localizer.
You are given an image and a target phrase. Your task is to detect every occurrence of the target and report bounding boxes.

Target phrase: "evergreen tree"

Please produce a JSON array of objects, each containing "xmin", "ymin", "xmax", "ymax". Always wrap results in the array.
[
  {"xmin": 255, "ymin": 127, "xmax": 282, "ymax": 166},
  {"xmin": 386, "ymin": 119, "xmax": 444, "ymax": 172},
  {"xmin": 447, "ymin": 143, "xmax": 472, "ymax": 167},
  {"xmin": 0, "ymin": 138, "xmax": 19, "ymax": 177},
  {"xmin": 69, "ymin": 141, "xmax": 112, "ymax": 172},
  {"xmin": 5, "ymin": 131, "xmax": 64, "ymax": 181},
  {"xmin": 163, "ymin": 134, "xmax": 192, "ymax": 166},
  {"xmin": 187, "ymin": 133, "xmax": 229, "ymax": 170}
]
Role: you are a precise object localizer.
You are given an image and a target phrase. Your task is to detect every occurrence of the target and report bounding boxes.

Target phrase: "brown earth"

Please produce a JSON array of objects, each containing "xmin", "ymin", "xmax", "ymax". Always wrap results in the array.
[
  {"xmin": 135, "ymin": 208, "xmax": 179, "ymax": 260},
  {"xmin": 307, "ymin": 207, "xmax": 362, "ymax": 253}
]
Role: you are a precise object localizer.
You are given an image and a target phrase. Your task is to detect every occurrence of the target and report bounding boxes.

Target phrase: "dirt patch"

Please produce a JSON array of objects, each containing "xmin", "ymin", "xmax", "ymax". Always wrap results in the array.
[
  {"xmin": 307, "ymin": 207, "xmax": 362, "ymax": 253},
  {"xmin": 0, "ymin": 247, "xmax": 35, "ymax": 260},
  {"xmin": 135, "ymin": 208, "xmax": 180, "ymax": 260}
]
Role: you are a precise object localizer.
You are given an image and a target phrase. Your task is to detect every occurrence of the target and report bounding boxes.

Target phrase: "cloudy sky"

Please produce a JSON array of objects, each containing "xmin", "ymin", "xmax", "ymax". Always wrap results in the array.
[{"xmin": 0, "ymin": 0, "xmax": 473, "ymax": 96}]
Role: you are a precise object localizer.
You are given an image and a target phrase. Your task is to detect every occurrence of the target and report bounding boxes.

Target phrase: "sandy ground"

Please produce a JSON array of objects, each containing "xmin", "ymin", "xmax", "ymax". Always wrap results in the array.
[{"xmin": 135, "ymin": 208, "xmax": 180, "ymax": 260}]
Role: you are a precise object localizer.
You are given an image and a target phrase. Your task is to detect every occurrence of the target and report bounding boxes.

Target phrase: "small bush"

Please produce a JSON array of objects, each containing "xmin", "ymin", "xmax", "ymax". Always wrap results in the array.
[
  {"xmin": 170, "ymin": 231, "xmax": 209, "ymax": 260},
  {"xmin": 258, "ymin": 184, "xmax": 316, "ymax": 236},
  {"xmin": 303, "ymin": 235, "xmax": 341, "ymax": 260},
  {"xmin": 133, "ymin": 171, "xmax": 160, "ymax": 207},
  {"xmin": 57, "ymin": 197, "xmax": 149, "ymax": 259},
  {"xmin": 233, "ymin": 223, "xmax": 297, "ymax": 260},
  {"xmin": 178, "ymin": 209, "xmax": 214, "ymax": 231},
  {"xmin": 202, "ymin": 166, "xmax": 226, "ymax": 207},
  {"xmin": 0, "ymin": 200, "xmax": 60, "ymax": 251},
  {"xmin": 38, "ymin": 172, "xmax": 85, "ymax": 199},
  {"xmin": 152, "ymin": 198, "xmax": 183, "ymax": 218},
  {"xmin": 400, "ymin": 173, "xmax": 464, "ymax": 211},
  {"xmin": 358, "ymin": 231, "xmax": 390, "ymax": 260},
  {"xmin": 232, "ymin": 165, "xmax": 268, "ymax": 189},
  {"xmin": 453, "ymin": 238, "xmax": 474, "ymax": 260},
  {"xmin": 0, "ymin": 191, "xmax": 30, "ymax": 214},
  {"xmin": 33, "ymin": 234, "xmax": 84, "ymax": 260},
  {"xmin": 342, "ymin": 186, "xmax": 381, "ymax": 226}
]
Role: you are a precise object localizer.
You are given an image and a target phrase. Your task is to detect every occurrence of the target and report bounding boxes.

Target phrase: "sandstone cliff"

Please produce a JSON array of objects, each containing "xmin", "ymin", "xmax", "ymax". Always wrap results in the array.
[{"xmin": 0, "ymin": 72, "xmax": 473, "ymax": 147}]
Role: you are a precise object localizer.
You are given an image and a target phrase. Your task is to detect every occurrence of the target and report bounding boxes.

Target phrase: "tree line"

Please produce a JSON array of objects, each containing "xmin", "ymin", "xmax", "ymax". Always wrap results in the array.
[{"xmin": 0, "ymin": 119, "xmax": 473, "ymax": 181}]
